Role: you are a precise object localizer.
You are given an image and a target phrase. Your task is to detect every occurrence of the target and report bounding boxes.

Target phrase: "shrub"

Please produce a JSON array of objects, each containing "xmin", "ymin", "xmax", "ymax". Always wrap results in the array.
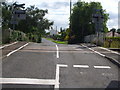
[{"xmin": 104, "ymin": 37, "xmax": 120, "ymax": 48}]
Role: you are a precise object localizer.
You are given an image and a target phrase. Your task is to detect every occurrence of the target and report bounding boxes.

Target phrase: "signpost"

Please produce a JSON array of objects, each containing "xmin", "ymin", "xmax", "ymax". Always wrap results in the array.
[
  {"xmin": 92, "ymin": 9, "xmax": 104, "ymax": 45},
  {"xmin": 11, "ymin": 3, "xmax": 26, "ymax": 30}
]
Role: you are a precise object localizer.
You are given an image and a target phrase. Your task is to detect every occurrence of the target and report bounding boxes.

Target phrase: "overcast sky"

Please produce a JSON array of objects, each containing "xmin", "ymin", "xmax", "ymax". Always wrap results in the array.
[{"xmin": 7, "ymin": 0, "xmax": 120, "ymax": 31}]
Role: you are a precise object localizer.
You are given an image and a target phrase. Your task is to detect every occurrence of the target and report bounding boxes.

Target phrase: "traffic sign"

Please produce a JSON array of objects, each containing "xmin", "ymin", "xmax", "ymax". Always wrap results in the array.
[
  {"xmin": 14, "ymin": 10, "xmax": 26, "ymax": 20},
  {"xmin": 15, "ymin": 14, "xmax": 26, "ymax": 20},
  {"xmin": 14, "ymin": 10, "xmax": 26, "ymax": 14},
  {"xmin": 10, "ymin": 20, "xmax": 18, "ymax": 25}
]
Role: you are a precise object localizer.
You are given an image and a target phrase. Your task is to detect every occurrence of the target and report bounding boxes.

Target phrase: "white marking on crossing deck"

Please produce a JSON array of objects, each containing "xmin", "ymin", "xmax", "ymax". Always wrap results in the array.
[
  {"xmin": 73, "ymin": 65, "xmax": 89, "ymax": 68},
  {"xmin": 7, "ymin": 43, "xmax": 29, "ymax": 57},
  {"xmin": 81, "ymin": 44, "xmax": 106, "ymax": 57},
  {"xmin": 55, "ymin": 64, "xmax": 68, "ymax": 88},
  {"xmin": 0, "ymin": 41, "xmax": 18, "ymax": 49},
  {"xmin": 99, "ymin": 47, "xmax": 120, "ymax": 55},
  {"xmin": 56, "ymin": 45, "xmax": 59, "ymax": 58},
  {"xmin": 94, "ymin": 66, "xmax": 111, "ymax": 69},
  {"xmin": 0, "ymin": 78, "xmax": 56, "ymax": 85}
]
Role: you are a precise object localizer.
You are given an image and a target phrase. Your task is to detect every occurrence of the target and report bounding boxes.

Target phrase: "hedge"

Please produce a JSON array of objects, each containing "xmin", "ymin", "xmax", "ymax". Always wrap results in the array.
[{"xmin": 104, "ymin": 37, "xmax": 120, "ymax": 48}]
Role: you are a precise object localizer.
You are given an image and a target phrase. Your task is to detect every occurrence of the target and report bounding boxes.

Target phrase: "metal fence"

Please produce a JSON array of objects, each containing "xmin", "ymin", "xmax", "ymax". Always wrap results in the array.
[{"xmin": 84, "ymin": 33, "xmax": 105, "ymax": 45}]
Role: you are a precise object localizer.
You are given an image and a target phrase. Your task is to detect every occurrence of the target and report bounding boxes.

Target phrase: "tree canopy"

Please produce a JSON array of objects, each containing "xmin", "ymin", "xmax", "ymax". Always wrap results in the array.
[
  {"xmin": 2, "ymin": 2, "xmax": 53, "ymax": 35},
  {"xmin": 68, "ymin": 1, "xmax": 109, "ymax": 43}
]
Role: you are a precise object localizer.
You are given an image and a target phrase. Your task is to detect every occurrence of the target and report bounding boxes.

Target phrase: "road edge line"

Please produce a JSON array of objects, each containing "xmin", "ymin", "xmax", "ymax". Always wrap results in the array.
[{"xmin": 6, "ymin": 42, "xmax": 29, "ymax": 57}]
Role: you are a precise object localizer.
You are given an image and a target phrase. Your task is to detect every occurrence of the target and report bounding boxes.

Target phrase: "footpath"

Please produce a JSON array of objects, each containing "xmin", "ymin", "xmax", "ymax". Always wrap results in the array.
[{"xmin": 82, "ymin": 43, "xmax": 120, "ymax": 67}]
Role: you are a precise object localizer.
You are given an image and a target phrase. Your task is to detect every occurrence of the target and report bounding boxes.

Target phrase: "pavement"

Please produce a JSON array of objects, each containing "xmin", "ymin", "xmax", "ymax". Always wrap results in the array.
[
  {"xmin": 81, "ymin": 43, "xmax": 120, "ymax": 67},
  {"xmin": 1, "ymin": 38, "xmax": 120, "ymax": 89}
]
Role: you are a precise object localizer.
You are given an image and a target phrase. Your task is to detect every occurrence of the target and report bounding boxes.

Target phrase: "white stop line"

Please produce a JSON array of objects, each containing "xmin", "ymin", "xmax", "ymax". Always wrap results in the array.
[
  {"xmin": 0, "ymin": 64, "xmax": 68, "ymax": 89},
  {"xmin": 55, "ymin": 64, "xmax": 68, "ymax": 88},
  {"xmin": 0, "ymin": 78, "xmax": 56, "ymax": 85}
]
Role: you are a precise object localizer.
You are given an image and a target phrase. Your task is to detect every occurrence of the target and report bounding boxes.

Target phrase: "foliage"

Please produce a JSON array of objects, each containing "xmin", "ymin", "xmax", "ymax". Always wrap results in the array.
[
  {"xmin": 68, "ymin": 1, "xmax": 109, "ymax": 44},
  {"xmin": 117, "ymin": 28, "xmax": 120, "ymax": 34},
  {"xmin": 110, "ymin": 28, "xmax": 116, "ymax": 37},
  {"xmin": 1, "ymin": 2, "xmax": 54, "ymax": 43},
  {"xmin": 53, "ymin": 40, "xmax": 67, "ymax": 44},
  {"xmin": 2, "ymin": 2, "xmax": 12, "ymax": 29},
  {"xmin": 17, "ymin": 5, "xmax": 53, "ymax": 34},
  {"xmin": 10, "ymin": 30, "xmax": 28, "ymax": 42},
  {"xmin": 104, "ymin": 37, "xmax": 120, "ymax": 48},
  {"xmin": 45, "ymin": 37, "xmax": 67, "ymax": 44}
]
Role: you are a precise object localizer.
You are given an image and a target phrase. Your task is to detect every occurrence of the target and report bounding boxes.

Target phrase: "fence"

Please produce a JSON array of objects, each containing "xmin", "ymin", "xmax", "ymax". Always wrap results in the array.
[
  {"xmin": 2, "ymin": 29, "xmax": 28, "ymax": 44},
  {"xmin": 84, "ymin": 33, "xmax": 105, "ymax": 46}
]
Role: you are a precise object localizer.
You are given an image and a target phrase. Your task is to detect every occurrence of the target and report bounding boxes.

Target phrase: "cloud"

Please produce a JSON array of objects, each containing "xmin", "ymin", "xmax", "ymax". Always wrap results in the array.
[
  {"xmin": 109, "ymin": 12, "xmax": 118, "ymax": 20},
  {"xmin": 7, "ymin": 0, "xmax": 119, "ymax": 30},
  {"xmin": 37, "ymin": 2, "xmax": 69, "ymax": 10}
]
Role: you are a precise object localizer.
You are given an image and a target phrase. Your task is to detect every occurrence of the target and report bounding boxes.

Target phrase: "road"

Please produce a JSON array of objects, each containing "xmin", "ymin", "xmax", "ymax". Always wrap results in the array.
[{"xmin": 2, "ymin": 38, "xmax": 120, "ymax": 89}]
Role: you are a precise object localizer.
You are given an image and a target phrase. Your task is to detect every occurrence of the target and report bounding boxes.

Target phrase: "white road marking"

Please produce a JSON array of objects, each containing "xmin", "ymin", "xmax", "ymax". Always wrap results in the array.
[
  {"xmin": 75, "ymin": 49, "xmax": 82, "ymax": 51},
  {"xmin": 81, "ymin": 44, "xmax": 105, "ymax": 57},
  {"xmin": 102, "ymin": 73, "xmax": 113, "ymax": 76},
  {"xmin": 99, "ymin": 47, "xmax": 120, "ymax": 55},
  {"xmin": 73, "ymin": 65, "xmax": 89, "ymax": 68},
  {"xmin": 94, "ymin": 66, "xmax": 111, "ymax": 69},
  {"xmin": 0, "ymin": 41, "xmax": 18, "ymax": 49},
  {"xmin": 0, "ymin": 78, "xmax": 55, "ymax": 85},
  {"xmin": 56, "ymin": 45, "xmax": 59, "ymax": 58},
  {"xmin": 7, "ymin": 43, "xmax": 29, "ymax": 57},
  {"xmin": 55, "ymin": 64, "xmax": 68, "ymax": 88}
]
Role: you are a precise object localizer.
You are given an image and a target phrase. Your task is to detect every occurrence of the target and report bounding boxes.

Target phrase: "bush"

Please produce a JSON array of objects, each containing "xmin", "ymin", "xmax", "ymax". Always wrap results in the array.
[
  {"xmin": 37, "ymin": 35, "xmax": 41, "ymax": 43},
  {"xmin": 64, "ymin": 35, "xmax": 69, "ymax": 41},
  {"xmin": 104, "ymin": 37, "xmax": 120, "ymax": 48},
  {"xmin": 9, "ymin": 30, "xmax": 28, "ymax": 42}
]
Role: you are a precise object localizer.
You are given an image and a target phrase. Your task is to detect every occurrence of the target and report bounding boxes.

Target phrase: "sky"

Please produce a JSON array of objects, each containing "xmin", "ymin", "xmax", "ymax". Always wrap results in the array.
[{"xmin": 7, "ymin": 0, "xmax": 120, "ymax": 31}]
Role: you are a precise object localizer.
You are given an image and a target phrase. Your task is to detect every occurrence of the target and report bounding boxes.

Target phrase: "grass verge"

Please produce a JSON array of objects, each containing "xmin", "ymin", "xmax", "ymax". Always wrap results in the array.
[
  {"xmin": 52, "ymin": 40, "xmax": 68, "ymax": 44},
  {"xmin": 45, "ymin": 38, "xmax": 67, "ymax": 44}
]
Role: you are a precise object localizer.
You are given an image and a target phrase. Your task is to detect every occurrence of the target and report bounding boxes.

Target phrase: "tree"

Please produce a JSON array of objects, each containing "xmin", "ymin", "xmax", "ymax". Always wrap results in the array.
[
  {"xmin": 17, "ymin": 5, "xmax": 53, "ymax": 34},
  {"xmin": 2, "ymin": 2, "xmax": 54, "ymax": 43},
  {"xmin": 117, "ymin": 28, "xmax": 120, "ymax": 34},
  {"xmin": 2, "ymin": 2, "xmax": 12, "ymax": 29},
  {"xmin": 110, "ymin": 28, "xmax": 116, "ymax": 37},
  {"xmin": 68, "ymin": 1, "xmax": 109, "ymax": 44}
]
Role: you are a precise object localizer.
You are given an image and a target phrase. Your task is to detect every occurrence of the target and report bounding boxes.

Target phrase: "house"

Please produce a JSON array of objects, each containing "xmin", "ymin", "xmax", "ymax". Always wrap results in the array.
[
  {"xmin": 106, "ymin": 31, "xmax": 120, "ymax": 37},
  {"xmin": 50, "ymin": 29, "xmax": 58, "ymax": 36}
]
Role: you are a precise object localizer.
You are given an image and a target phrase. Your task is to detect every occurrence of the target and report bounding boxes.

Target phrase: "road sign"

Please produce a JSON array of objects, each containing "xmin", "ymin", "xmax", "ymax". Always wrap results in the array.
[
  {"xmin": 10, "ymin": 20, "xmax": 18, "ymax": 25},
  {"xmin": 14, "ymin": 10, "xmax": 26, "ymax": 20},
  {"xmin": 15, "ymin": 14, "xmax": 26, "ymax": 20},
  {"xmin": 14, "ymin": 10, "xmax": 26, "ymax": 14}
]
